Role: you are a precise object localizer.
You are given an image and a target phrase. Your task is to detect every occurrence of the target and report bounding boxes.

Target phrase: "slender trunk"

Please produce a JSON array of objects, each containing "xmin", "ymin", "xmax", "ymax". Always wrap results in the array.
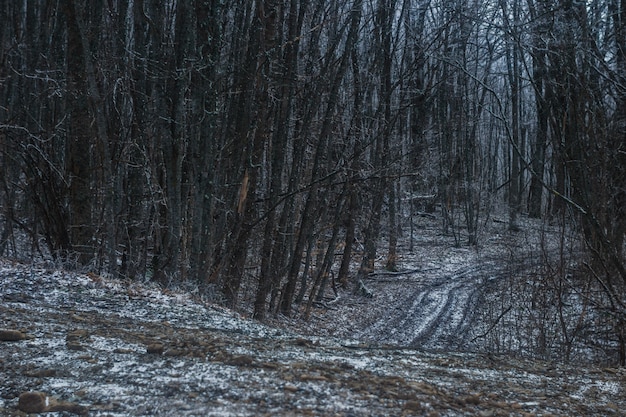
[
  {"xmin": 280, "ymin": 0, "xmax": 363, "ymax": 315},
  {"xmin": 338, "ymin": 187, "xmax": 357, "ymax": 287},
  {"xmin": 220, "ymin": 0, "xmax": 268, "ymax": 306},
  {"xmin": 64, "ymin": 0, "xmax": 94, "ymax": 266},
  {"xmin": 527, "ymin": 3, "xmax": 547, "ymax": 219},
  {"xmin": 254, "ymin": 0, "xmax": 303, "ymax": 320},
  {"xmin": 386, "ymin": 181, "xmax": 398, "ymax": 271},
  {"xmin": 338, "ymin": 45, "xmax": 364, "ymax": 288}
]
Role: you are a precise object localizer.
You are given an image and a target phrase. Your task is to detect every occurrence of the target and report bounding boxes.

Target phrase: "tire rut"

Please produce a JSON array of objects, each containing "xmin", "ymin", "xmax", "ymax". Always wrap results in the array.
[{"xmin": 358, "ymin": 262, "xmax": 505, "ymax": 351}]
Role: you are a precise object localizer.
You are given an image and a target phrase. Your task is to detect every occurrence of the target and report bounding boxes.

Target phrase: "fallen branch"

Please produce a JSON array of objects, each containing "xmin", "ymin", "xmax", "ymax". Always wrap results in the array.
[
  {"xmin": 470, "ymin": 305, "xmax": 512, "ymax": 343},
  {"xmin": 368, "ymin": 268, "xmax": 422, "ymax": 278}
]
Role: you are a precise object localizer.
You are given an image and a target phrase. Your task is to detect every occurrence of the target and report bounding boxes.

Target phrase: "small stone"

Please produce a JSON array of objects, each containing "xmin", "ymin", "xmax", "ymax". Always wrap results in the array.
[
  {"xmin": 66, "ymin": 329, "xmax": 90, "ymax": 341},
  {"xmin": 261, "ymin": 361, "xmax": 280, "ymax": 370},
  {"xmin": 164, "ymin": 349, "xmax": 185, "ymax": 357},
  {"xmin": 146, "ymin": 343, "xmax": 164, "ymax": 354},
  {"xmin": 300, "ymin": 373, "xmax": 328, "ymax": 382},
  {"xmin": 284, "ymin": 383, "xmax": 299, "ymax": 392},
  {"xmin": 18, "ymin": 391, "xmax": 89, "ymax": 415},
  {"xmin": 66, "ymin": 341, "xmax": 85, "ymax": 351},
  {"xmin": 0, "ymin": 329, "xmax": 25, "ymax": 341},
  {"xmin": 464, "ymin": 394, "xmax": 481, "ymax": 405},
  {"xmin": 18, "ymin": 391, "xmax": 48, "ymax": 414},
  {"xmin": 294, "ymin": 338, "xmax": 311, "ymax": 346},
  {"xmin": 225, "ymin": 354, "xmax": 254, "ymax": 367},
  {"xmin": 403, "ymin": 400, "xmax": 423, "ymax": 412}
]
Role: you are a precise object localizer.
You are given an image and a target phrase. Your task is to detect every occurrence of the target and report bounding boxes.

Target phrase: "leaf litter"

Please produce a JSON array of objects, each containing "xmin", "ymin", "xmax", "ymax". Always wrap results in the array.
[{"xmin": 1, "ymin": 215, "xmax": 625, "ymax": 416}]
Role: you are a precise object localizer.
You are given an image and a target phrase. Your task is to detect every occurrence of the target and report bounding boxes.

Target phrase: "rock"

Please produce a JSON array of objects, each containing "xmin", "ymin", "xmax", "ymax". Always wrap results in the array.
[
  {"xmin": 300, "ymin": 373, "xmax": 329, "ymax": 382},
  {"xmin": 164, "ymin": 348, "xmax": 185, "ymax": 357},
  {"xmin": 22, "ymin": 368, "xmax": 57, "ymax": 378},
  {"xmin": 66, "ymin": 341, "xmax": 85, "ymax": 351},
  {"xmin": 403, "ymin": 400, "xmax": 423, "ymax": 412},
  {"xmin": 0, "ymin": 329, "xmax": 25, "ymax": 341},
  {"xmin": 284, "ymin": 383, "xmax": 299, "ymax": 392},
  {"xmin": 224, "ymin": 354, "xmax": 255, "ymax": 367},
  {"xmin": 294, "ymin": 337, "xmax": 312, "ymax": 346},
  {"xmin": 17, "ymin": 391, "xmax": 89, "ymax": 415},
  {"xmin": 18, "ymin": 391, "xmax": 48, "ymax": 413},
  {"xmin": 146, "ymin": 342, "xmax": 165, "ymax": 354},
  {"xmin": 67, "ymin": 329, "xmax": 90, "ymax": 339},
  {"xmin": 463, "ymin": 394, "xmax": 481, "ymax": 405}
]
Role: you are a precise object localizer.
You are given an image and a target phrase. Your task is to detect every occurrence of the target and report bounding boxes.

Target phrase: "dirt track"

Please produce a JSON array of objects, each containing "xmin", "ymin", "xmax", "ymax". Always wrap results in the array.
[
  {"xmin": 279, "ymin": 215, "xmax": 575, "ymax": 362},
  {"xmin": 2, "ymin": 258, "xmax": 625, "ymax": 416}
]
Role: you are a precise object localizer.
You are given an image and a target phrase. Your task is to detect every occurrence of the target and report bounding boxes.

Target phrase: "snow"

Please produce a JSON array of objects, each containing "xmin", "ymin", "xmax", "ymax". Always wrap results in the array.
[{"xmin": 1, "ymin": 215, "xmax": 625, "ymax": 415}]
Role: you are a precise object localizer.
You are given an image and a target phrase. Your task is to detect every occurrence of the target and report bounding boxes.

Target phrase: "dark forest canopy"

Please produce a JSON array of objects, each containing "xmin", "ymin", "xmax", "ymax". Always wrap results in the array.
[{"xmin": 1, "ymin": 0, "xmax": 625, "ymax": 360}]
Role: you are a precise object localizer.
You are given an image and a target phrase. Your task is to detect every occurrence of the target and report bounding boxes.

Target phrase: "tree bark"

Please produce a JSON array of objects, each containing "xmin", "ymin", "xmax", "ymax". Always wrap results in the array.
[{"xmin": 64, "ymin": 0, "xmax": 95, "ymax": 266}]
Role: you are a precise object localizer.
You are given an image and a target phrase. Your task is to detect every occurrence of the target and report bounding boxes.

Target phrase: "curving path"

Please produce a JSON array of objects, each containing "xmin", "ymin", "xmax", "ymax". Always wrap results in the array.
[{"xmin": 356, "ymin": 261, "xmax": 510, "ymax": 351}]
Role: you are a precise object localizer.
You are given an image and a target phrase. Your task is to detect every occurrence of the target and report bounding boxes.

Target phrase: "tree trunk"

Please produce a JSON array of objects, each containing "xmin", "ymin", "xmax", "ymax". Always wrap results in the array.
[
  {"xmin": 64, "ymin": 0, "xmax": 95, "ymax": 266},
  {"xmin": 254, "ymin": 0, "xmax": 304, "ymax": 320},
  {"xmin": 280, "ymin": 0, "xmax": 363, "ymax": 316},
  {"xmin": 527, "ymin": 0, "xmax": 548, "ymax": 219}
]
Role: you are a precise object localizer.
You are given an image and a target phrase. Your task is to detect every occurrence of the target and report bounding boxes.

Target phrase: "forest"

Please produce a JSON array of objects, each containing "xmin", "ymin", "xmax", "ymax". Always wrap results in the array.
[{"xmin": 1, "ymin": 0, "xmax": 625, "ymax": 363}]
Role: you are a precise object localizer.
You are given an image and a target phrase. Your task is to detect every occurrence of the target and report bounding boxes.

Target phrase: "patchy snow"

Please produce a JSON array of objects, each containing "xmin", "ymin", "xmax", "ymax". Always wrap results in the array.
[
  {"xmin": 1, "ymin": 215, "xmax": 625, "ymax": 415},
  {"xmin": 270, "ymin": 214, "xmax": 622, "ymax": 367},
  {"xmin": 2, "ymin": 258, "xmax": 625, "ymax": 416}
]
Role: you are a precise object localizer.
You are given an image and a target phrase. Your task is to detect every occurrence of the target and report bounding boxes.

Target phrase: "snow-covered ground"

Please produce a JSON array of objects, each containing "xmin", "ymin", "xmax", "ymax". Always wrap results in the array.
[
  {"xmin": 271, "ymin": 213, "xmax": 620, "ymax": 365},
  {"xmin": 1, "ymin": 240, "xmax": 624, "ymax": 416}
]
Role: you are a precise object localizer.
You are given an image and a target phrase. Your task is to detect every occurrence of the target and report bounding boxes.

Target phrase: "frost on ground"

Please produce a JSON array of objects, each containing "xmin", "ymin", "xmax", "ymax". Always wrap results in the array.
[
  {"xmin": 1, "ymin": 250, "xmax": 625, "ymax": 416},
  {"xmin": 275, "ymin": 214, "xmax": 622, "ymax": 365}
]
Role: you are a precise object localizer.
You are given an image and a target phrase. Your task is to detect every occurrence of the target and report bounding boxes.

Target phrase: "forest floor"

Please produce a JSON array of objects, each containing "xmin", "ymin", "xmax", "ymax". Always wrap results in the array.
[
  {"xmin": 268, "ymin": 213, "xmax": 590, "ymax": 356},
  {"xmin": 1, "ymin": 215, "xmax": 625, "ymax": 416}
]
